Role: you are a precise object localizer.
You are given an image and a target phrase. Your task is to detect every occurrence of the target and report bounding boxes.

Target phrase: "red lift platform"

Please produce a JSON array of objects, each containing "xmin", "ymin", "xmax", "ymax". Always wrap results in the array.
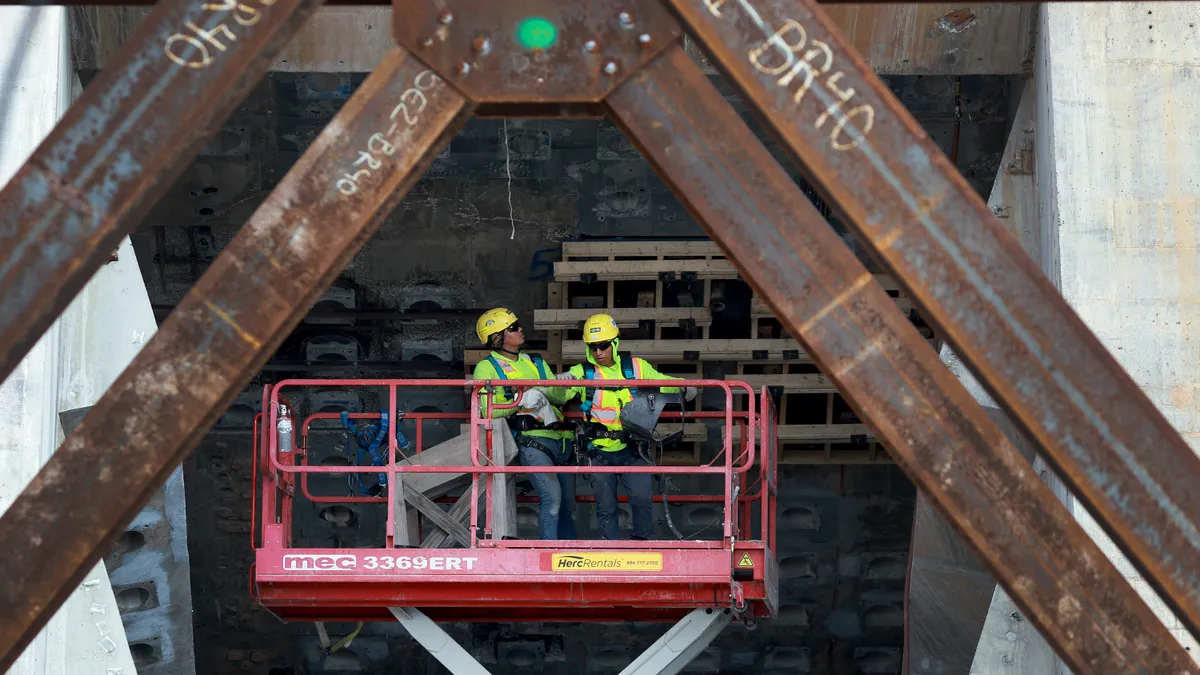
[{"xmin": 250, "ymin": 378, "xmax": 779, "ymax": 673}]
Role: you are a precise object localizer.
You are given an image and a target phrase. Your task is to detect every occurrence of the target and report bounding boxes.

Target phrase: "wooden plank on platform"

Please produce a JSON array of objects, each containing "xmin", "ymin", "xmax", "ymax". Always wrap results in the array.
[
  {"xmin": 404, "ymin": 489, "xmax": 472, "ymax": 548},
  {"xmin": 562, "ymin": 339, "xmax": 809, "ymax": 362},
  {"xmin": 421, "ymin": 489, "xmax": 482, "ymax": 548},
  {"xmin": 555, "ymin": 259, "xmax": 737, "ymax": 282},
  {"xmin": 727, "ymin": 374, "xmax": 838, "ymax": 394},
  {"xmin": 733, "ymin": 424, "xmax": 874, "ymax": 443},
  {"xmin": 562, "ymin": 240, "xmax": 723, "ymax": 259},
  {"xmin": 534, "ymin": 307, "xmax": 713, "ymax": 330},
  {"xmin": 779, "ymin": 448, "xmax": 894, "ymax": 465}
]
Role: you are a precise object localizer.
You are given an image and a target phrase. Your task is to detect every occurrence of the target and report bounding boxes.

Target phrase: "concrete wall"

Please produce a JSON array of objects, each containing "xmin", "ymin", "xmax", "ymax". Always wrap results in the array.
[{"xmin": 1031, "ymin": 0, "xmax": 1200, "ymax": 663}]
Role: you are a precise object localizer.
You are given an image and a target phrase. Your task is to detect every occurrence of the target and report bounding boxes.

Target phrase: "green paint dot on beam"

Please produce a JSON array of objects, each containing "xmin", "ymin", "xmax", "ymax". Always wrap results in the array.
[{"xmin": 517, "ymin": 17, "xmax": 557, "ymax": 50}]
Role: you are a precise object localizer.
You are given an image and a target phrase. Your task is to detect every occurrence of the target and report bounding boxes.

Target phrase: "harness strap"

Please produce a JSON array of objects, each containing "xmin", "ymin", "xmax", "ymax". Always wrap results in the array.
[
  {"xmin": 486, "ymin": 354, "xmax": 554, "ymax": 437},
  {"xmin": 341, "ymin": 411, "xmax": 391, "ymax": 493},
  {"xmin": 523, "ymin": 435, "xmax": 575, "ymax": 466},
  {"xmin": 581, "ymin": 352, "xmax": 637, "ymax": 421},
  {"xmin": 486, "ymin": 353, "xmax": 549, "ymax": 402}
]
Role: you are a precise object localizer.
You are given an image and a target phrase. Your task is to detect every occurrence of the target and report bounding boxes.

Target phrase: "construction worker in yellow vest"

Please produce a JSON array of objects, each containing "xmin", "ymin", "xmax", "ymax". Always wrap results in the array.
[
  {"xmin": 557, "ymin": 313, "xmax": 697, "ymax": 540},
  {"xmin": 473, "ymin": 308, "xmax": 577, "ymax": 540}
]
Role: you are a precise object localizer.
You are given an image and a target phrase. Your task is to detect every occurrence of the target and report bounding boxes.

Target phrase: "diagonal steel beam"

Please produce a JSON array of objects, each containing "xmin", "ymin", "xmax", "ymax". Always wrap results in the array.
[
  {"xmin": 0, "ymin": 0, "xmax": 324, "ymax": 387},
  {"xmin": 605, "ymin": 43, "xmax": 1198, "ymax": 674},
  {"xmin": 0, "ymin": 46, "xmax": 472, "ymax": 671},
  {"xmin": 672, "ymin": 0, "xmax": 1200, "ymax": 642}
]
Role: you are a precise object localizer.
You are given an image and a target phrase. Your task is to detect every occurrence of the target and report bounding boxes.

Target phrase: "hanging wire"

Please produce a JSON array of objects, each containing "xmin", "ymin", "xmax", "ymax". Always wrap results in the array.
[{"xmin": 503, "ymin": 119, "xmax": 515, "ymax": 239}]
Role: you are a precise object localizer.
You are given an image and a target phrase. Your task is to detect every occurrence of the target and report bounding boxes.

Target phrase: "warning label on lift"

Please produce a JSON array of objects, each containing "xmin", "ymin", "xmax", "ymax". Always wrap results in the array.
[
  {"xmin": 550, "ymin": 553, "xmax": 663, "ymax": 571},
  {"xmin": 736, "ymin": 552, "xmax": 755, "ymax": 569}
]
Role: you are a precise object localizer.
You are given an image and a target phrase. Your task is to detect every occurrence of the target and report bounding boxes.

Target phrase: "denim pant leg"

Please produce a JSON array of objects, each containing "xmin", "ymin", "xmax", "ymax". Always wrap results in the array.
[
  {"xmin": 623, "ymin": 457, "xmax": 654, "ymax": 540},
  {"xmin": 556, "ymin": 470, "xmax": 578, "ymax": 540},
  {"xmin": 518, "ymin": 444, "xmax": 561, "ymax": 540},
  {"xmin": 591, "ymin": 470, "xmax": 621, "ymax": 540}
]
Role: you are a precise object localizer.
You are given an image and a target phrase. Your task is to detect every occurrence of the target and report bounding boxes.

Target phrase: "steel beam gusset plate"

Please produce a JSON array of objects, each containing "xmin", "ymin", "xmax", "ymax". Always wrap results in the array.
[{"xmin": 393, "ymin": 0, "xmax": 680, "ymax": 102}]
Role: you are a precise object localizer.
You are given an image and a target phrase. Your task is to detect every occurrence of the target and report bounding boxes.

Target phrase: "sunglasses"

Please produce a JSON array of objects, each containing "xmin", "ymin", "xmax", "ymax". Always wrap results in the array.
[
  {"xmin": 506, "ymin": 322, "xmax": 523, "ymax": 333},
  {"xmin": 588, "ymin": 340, "xmax": 613, "ymax": 352}
]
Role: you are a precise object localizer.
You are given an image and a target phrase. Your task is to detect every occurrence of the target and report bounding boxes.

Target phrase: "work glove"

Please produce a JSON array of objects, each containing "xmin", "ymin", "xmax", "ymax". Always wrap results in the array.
[
  {"xmin": 518, "ymin": 388, "xmax": 557, "ymax": 426},
  {"xmin": 684, "ymin": 386, "xmax": 698, "ymax": 401},
  {"xmin": 556, "ymin": 371, "xmax": 578, "ymax": 381},
  {"xmin": 518, "ymin": 388, "xmax": 548, "ymax": 410}
]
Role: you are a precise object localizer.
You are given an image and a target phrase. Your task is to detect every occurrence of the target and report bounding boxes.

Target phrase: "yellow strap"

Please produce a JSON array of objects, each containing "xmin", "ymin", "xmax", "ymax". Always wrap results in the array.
[{"xmin": 329, "ymin": 622, "xmax": 363, "ymax": 652}]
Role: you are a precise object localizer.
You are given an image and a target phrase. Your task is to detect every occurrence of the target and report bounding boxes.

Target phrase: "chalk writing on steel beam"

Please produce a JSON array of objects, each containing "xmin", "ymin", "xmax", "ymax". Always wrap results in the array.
[
  {"xmin": 163, "ymin": 0, "xmax": 278, "ymax": 69},
  {"xmin": 335, "ymin": 70, "xmax": 441, "ymax": 197},
  {"xmin": 703, "ymin": 0, "xmax": 875, "ymax": 152}
]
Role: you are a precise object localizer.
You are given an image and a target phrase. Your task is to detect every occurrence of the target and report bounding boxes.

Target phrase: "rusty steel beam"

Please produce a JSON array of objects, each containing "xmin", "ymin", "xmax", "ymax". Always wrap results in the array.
[
  {"xmin": 673, "ymin": 0, "xmax": 1200, "ymax": 642},
  {"xmin": 0, "ymin": 47, "xmax": 472, "ymax": 671},
  {"xmin": 0, "ymin": 0, "xmax": 324, "ymax": 392},
  {"xmin": 0, "ymin": 0, "xmax": 1079, "ymax": 5},
  {"xmin": 605, "ymin": 43, "xmax": 1197, "ymax": 674}
]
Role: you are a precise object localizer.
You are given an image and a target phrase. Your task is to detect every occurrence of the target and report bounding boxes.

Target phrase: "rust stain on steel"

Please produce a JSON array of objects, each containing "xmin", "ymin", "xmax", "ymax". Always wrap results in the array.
[
  {"xmin": 0, "ymin": 0, "xmax": 324, "ymax": 393},
  {"xmin": 604, "ymin": 44, "xmax": 1197, "ymax": 674},
  {"xmin": 674, "ymin": 0, "xmax": 1200, "ymax": 645},
  {"xmin": 4, "ymin": 0, "xmax": 1121, "ymax": 5},
  {"xmin": 393, "ymin": 0, "xmax": 680, "ymax": 102},
  {"xmin": 0, "ymin": 47, "xmax": 472, "ymax": 671}
]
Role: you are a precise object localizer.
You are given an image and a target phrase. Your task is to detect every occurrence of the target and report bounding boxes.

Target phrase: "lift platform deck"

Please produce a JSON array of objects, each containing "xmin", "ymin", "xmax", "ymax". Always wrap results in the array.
[{"xmin": 250, "ymin": 378, "xmax": 780, "ymax": 626}]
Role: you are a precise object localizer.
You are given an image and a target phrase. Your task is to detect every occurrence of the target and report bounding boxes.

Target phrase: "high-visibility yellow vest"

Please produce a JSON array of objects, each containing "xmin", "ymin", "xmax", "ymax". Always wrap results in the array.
[
  {"xmin": 567, "ymin": 354, "xmax": 680, "ymax": 452},
  {"xmin": 472, "ymin": 352, "xmax": 571, "ymax": 441}
]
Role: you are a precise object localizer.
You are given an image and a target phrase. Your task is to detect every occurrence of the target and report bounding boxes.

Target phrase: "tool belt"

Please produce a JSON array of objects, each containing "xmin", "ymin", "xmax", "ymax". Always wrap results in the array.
[
  {"xmin": 579, "ymin": 420, "xmax": 631, "ymax": 443},
  {"xmin": 509, "ymin": 414, "xmax": 578, "ymax": 434}
]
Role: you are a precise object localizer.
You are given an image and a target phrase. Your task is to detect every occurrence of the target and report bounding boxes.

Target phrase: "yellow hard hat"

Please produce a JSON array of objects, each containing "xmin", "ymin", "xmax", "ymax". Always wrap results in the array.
[
  {"xmin": 583, "ymin": 313, "xmax": 620, "ymax": 343},
  {"xmin": 476, "ymin": 307, "xmax": 519, "ymax": 344}
]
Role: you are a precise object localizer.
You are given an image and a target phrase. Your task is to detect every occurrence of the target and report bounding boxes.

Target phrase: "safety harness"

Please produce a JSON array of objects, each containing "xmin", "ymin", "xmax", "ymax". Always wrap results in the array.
[
  {"xmin": 341, "ymin": 411, "xmax": 410, "ymax": 496},
  {"xmin": 485, "ymin": 353, "xmax": 549, "ymax": 400},
  {"xmin": 574, "ymin": 352, "xmax": 641, "ymax": 447},
  {"xmin": 485, "ymin": 354, "xmax": 577, "ymax": 466},
  {"xmin": 484, "ymin": 353, "xmax": 561, "ymax": 432},
  {"xmin": 580, "ymin": 351, "xmax": 636, "ymax": 421}
]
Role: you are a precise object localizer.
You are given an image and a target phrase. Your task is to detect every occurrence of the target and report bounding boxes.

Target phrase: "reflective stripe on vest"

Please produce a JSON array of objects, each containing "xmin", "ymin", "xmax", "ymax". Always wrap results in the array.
[
  {"xmin": 483, "ymin": 354, "xmax": 562, "ymax": 425},
  {"xmin": 584, "ymin": 357, "xmax": 645, "ymax": 426}
]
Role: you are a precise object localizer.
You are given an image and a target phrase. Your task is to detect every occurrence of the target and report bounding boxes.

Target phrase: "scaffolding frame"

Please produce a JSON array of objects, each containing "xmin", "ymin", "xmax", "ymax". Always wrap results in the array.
[{"xmin": 0, "ymin": 1, "xmax": 1198, "ymax": 673}]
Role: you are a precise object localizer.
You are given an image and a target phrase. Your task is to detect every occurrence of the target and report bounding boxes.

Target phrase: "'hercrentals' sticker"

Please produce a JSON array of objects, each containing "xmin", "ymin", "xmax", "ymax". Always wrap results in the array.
[{"xmin": 550, "ymin": 552, "xmax": 663, "ymax": 571}]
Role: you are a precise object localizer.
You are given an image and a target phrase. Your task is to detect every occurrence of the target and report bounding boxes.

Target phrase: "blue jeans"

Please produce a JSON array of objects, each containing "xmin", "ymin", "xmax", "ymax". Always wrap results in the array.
[
  {"xmin": 518, "ymin": 439, "xmax": 577, "ymax": 540},
  {"xmin": 591, "ymin": 448, "xmax": 654, "ymax": 540}
]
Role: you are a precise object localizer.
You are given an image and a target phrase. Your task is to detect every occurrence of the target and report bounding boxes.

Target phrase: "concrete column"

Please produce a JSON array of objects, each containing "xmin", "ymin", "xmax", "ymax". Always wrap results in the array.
[
  {"xmin": 1026, "ymin": 0, "xmax": 1200, "ymax": 664},
  {"xmin": 0, "ymin": 8, "xmax": 139, "ymax": 675},
  {"xmin": 968, "ymin": 2, "xmax": 1200, "ymax": 671},
  {"xmin": 961, "ymin": 79, "xmax": 1066, "ymax": 675},
  {"xmin": 0, "ymin": 9, "xmax": 196, "ymax": 675}
]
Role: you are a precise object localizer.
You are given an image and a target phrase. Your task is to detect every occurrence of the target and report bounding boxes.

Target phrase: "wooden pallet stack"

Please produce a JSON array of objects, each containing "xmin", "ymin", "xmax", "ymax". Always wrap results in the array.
[
  {"xmin": 740, "ymin": 272, "xmax": 937, "ymax": 465},
  {"xmin": 465, "ymin": 239, "xmax": 940, "ymax": 466}
]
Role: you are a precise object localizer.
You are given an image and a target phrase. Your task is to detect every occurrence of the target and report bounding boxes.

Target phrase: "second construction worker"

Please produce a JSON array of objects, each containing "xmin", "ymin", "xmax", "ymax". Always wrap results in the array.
[
  {"xmin": 559, "ymin": 313, "xmax": 697, "ymax": 540},
  {"xmin": 473, "ymin": 308, "xmax": 577, "ymax": 540}
]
